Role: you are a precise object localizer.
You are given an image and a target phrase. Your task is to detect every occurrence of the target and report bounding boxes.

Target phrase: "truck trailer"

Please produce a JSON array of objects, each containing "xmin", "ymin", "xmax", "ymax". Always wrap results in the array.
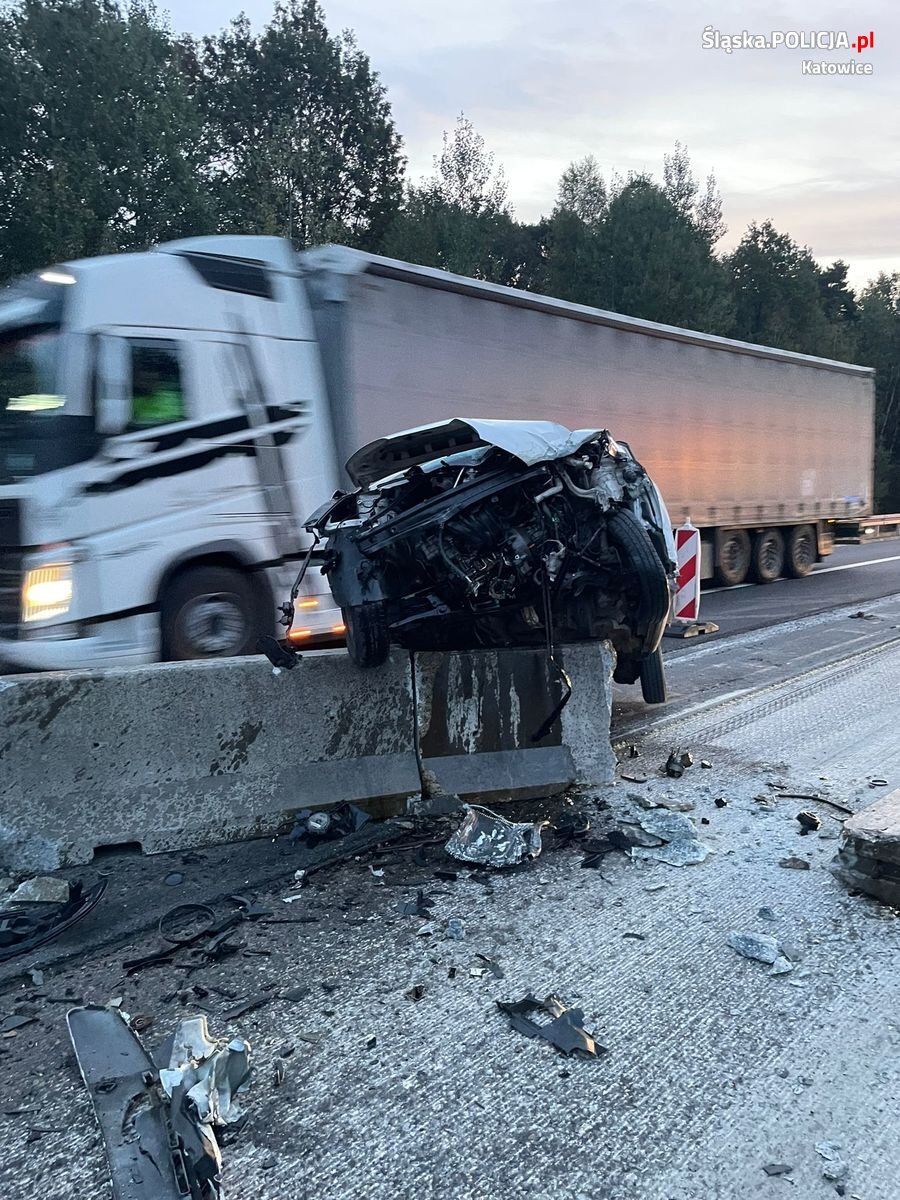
[{"xmin": 0, "ymin": 235, "xmax": 875, "ymax": 670}]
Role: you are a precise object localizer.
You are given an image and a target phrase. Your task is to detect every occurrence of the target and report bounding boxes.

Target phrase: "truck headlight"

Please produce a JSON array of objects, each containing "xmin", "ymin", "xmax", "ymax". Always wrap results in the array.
[{"xmin": 22, "ymin": 563, "xmax": 73, "ymax": 623}]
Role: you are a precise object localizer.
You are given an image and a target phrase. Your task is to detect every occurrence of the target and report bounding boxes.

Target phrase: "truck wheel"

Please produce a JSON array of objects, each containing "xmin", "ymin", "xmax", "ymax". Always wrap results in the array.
[
  {"xmin": 343, "ymin": 602, "xmax": 390, "ymax": 668},
  {"xmin": 161, "ymin": 566, "xmax": 258, "ymax": 660},
  {"xmin": 751, "ymin": 528, "xmax": 785, "ymax": 583},
  {"xmin": 786, "ymin": 524, "xmax": 816, "ymax": 577},
  {"xmin": 715, "ymin": 529, "xmax": 751, "ymax": 586},
  {"xmin": 639, "ymin": 647, "xmax": 667, "ymax": 704}
]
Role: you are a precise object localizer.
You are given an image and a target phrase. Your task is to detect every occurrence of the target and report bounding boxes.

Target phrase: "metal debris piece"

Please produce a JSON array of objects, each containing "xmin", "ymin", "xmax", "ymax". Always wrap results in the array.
[
  {"xmin": 433, "ymin": 868, "xmax": 458, "ymax": 882},
  {"xmin": 869, "ymin": 778, "xmax": 888, "ymax": 788},
  {"xmin": 129, "ymin": 1013, "xmax": 154, "ymax": 1034},
  {"xmin": 797, "ymin": 811, "xmax": 821, "ymax": 834},
  {"xmin": 272, "ymin": 1058, "xmax": 286, "ymax": 1087},
  {"xmin": 763, "ymin": 1164, "xmax": 793, "ymax": 1176},
  {"xmin": 627, "ymin": 744, "xmax": 640, "ymax": 758},
  {"xmin": 552, "ymin": 809, "xmax": 592, "ymax": 843},
  {"xmin": 581, "ymin": 830, "xmax": 635, "ymax": 867},
  {"xmin": 475, "ymin": 953, "xmax": 504, "ymax": 979},
  {"xmin": 664, "ymin": 750, "xmax": 684, "ymax": 778},
  {"xmin": 621, "ymin": 774, "xmax": 648, "ymax": 784},
  {"xmin": 6, "ymin": 876, "xmax": 71, "ymax": 905},
  {"xmin": 404, "ymin": 985, "xmax": 426, "ymax": 1001},
  {"xmin": 496, "ymin": 993, "xmax": 603, "ymax": 1058},
  {"xmin": 849, "ymin": 610, "xmax": 876, "ymax": 620},
  {"xmin": 444, "ymin": 804, "xmax": 544, "ymax": 868},
  {"xmin": 727, "ymin": 931, "xmax": 780, "ymax": 964},
  {"xmin": 700, "ymin": 760, "xmax": 712, "ymax": 769},
  {"xmin": 0, "ymin": 879, "xmax": 107, "ymax": 964},
  {"xmin": 679, "ymin": 750, "xmax": 694, "ymax": 769},
  {"xmin": 624, "ymin": 809, "xmax": 710, "ymax": 867},
  {"xmin": 714, "ymin": 797, "xmax": 728, "ymax": 808},
  {"xmin": 287, "ymin": 802, "xmax": 370, "ymax": 846},
  {"xmin": 779, "ymin": 856, "xmax": 811, "ymax": 870},
  {"xmin": 1, "ymin": 1014, "xmax": 37, "ymax": 1034}
]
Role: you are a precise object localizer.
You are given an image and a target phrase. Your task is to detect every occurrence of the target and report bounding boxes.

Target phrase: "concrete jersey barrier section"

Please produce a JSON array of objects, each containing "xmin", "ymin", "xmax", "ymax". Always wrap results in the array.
[{"xmin": 0, "ymin": 642, "xmax": 616, "ymax": 873}]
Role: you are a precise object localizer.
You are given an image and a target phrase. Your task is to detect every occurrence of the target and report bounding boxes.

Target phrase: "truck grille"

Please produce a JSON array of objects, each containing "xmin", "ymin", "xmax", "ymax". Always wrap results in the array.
[{"xmin": 0, "ymin": 499, "xmax": 22, "ymax": 639}]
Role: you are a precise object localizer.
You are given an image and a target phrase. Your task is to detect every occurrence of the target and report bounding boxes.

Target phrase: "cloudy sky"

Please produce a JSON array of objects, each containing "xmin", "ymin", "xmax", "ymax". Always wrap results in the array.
[{"xmin": 168, "ymin": 0, "xmax": 899, "ymax": 288}]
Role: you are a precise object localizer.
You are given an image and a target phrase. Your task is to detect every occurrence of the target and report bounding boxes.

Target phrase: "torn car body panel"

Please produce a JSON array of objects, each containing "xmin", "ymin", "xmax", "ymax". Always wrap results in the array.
[{"xmin": 298, "ymin": 419, "xmax": 676, "ymax": 688}]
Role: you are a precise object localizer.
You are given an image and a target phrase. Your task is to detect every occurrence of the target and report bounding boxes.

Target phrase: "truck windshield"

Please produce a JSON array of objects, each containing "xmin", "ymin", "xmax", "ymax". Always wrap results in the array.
[{"xmin": 0, "ymin": 276, "xmax": 98, "ymax": 482}]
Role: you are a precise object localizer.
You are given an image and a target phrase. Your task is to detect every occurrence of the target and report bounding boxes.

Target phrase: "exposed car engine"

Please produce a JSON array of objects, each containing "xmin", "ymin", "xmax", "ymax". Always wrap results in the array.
[{"xmin": 274, "ymin": 419, "xmax": 676, "ymax": 703}]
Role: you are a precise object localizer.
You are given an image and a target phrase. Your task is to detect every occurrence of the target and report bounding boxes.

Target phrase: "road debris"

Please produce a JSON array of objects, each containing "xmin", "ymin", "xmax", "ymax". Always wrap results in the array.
[
  {"xmin": 621, "ymin": 774, "xmax": 648, "ymax": 784},
  {"xmin": 714, "ymin": 797, "xmax": 728, "ymax": 808},
  {"xmin": 664, "ymin": 750, "xmax": 685, "ymax": 778},
  {"xmin": 446, "ymin": 917, "xmax": 465, "ymax": 940},
  {"xmin": 727, "ymin": 931, "xmax": 779, "ymax": 964},
  {"xmin": 580, "ymin": 829, "xmax": 636, "ymax": 867},
  {"xmin": 287, "ymin": 802, "xmax": 370, "ymax": 846},
  {"xmin": 496, "ymin": 993, "xmax": 603, "ymax": 1058},
  {"xmin": 445, "ymin": 804, "xmax": 544, "ymax": 867},
  {"xmin": 797, "ymin": 811, "xmax": 822, "ymax": 834},
  {"xmin": 680, "ymin": 750, "xmax": 694, "ymax": 768},
  {"xmin": 0, "ymin": 878, "xmax": 107, "ymax": 963},
  {"xmin": 627, "ymin": 744, "xmax": 640, "ymax": 758},
  {"xmin": 779, "ymin": 856, "xmax": 811, "ymax": 870},
  {"xmin": 404, "ymin": 985, "xmax": 426, "ymax": 1001},
  {"xmin": 832, "ymin": 787, "xmax": 900, "ymax": 907},
  {"xmin": 5, "ymin": 876, "xmax": 71, "ymax": 905},
  {"xmin": 700, "ymin": 759, "xmax": 712, "ymax": 769},
  {"xmin": 762, "ymin": 1163, "xmax": 793, "ymax": 1176},
  {"xmin": 815, "ymin": 1141, "xmax": 850, "ymax": 1183},
  {"xmin": 400, "ymin": 889, "xmax": 436, "ymax": 918},
  {"xmin": 475, "ymin": 953, "xmax": 504, "ymax": 979},
  {"xmin": 622, "ymin": 808, "xmax": 711, "ymax": 867}
]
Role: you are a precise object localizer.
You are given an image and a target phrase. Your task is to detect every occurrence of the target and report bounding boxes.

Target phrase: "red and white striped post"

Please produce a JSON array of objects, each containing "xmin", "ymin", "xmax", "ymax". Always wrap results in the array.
[{"xmin": 674, "ymin": 519, "xmax": 701, "ymax": 623}]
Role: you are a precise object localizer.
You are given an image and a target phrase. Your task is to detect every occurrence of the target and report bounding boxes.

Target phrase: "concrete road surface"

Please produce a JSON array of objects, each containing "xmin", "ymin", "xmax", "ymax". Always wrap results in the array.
[{"xmin": 1, "ymin": 592, "xmax": 899, "ymax": 1200}]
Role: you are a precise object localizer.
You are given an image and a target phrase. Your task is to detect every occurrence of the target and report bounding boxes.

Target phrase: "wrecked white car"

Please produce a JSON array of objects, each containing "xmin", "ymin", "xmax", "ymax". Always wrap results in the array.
[{"xmin": 280, "ymin": 419, "xmax": 676, "ymax": 702}]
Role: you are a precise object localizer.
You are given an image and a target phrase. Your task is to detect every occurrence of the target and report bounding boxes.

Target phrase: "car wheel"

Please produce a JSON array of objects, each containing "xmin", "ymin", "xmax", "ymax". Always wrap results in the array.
[
  {"xmin": 162, "ymin": 566, "xmax": 258, "ymax": 660},
  {"xmin": 639, "ymin": 647, "xmax": 667, "ymax": 704},
  {"xmin": 606, "ymin": 508, "xmax": 671, "ymax": 655},
  {"xmin": 343, "ymin": 602, "xmax": 390, "ymax": 668},
  {"xmin": 786, "ymin": 524, "xmax": 816, "ymax": 577},
  {"xmin": 751, "ymin": 528, "xmax": 785, "ymax": 583},
  {"xmin": 715, "ymin": 528, "xmax": 752, "ymax": 586}
]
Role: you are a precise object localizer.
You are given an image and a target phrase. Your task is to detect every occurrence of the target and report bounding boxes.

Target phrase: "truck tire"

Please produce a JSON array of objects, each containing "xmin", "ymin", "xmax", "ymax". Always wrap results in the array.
[
  {"xmin": 715, "ymin": 529, "xmax": 752, "ymax": 586},
  {"xmin": 786, "ymin": 524, "xmax": 816, "ymax": 577},
  {"xmin": 606, "ymin": 509, "xmax": 671, "ymax": 654},
  {"xmin": 161, "ymin": 565, "xmax": 258, "ymax": 660},
  {"xmin": 751, "ymin": 528, "xmax": 785, "ymax": 583},
  {"xmin": 343, "ymin": 601, "xmax": 390, "ymax": 668},
  {"xmin": 639, "ymin": 647, "xmax": 667, "ymax": 704}
]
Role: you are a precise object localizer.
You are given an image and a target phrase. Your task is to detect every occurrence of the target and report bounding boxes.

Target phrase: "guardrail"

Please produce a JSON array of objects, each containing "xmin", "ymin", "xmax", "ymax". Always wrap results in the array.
[{"xmin": 833, "ymin": 514, "xmax": 900, "ymax": 543}]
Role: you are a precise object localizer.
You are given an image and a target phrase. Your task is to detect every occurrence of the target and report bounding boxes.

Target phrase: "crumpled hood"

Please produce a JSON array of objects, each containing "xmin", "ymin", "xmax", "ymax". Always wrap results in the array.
[{"xmin": 345, "ymin": 418, "xmax": 604, "ymax": 487}]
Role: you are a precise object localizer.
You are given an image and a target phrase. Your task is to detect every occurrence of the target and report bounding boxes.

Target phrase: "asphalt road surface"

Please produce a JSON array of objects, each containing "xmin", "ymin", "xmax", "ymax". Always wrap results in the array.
[{"xmin": 695, "ymin": 537, "xmax": 900, "ymax": 638}]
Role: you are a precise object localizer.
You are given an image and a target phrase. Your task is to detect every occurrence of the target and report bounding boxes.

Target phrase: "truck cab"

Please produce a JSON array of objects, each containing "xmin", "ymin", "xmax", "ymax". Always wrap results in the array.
[{"xmin": 0, "ymin": 236, "xmax": 342, "ymax": 670}]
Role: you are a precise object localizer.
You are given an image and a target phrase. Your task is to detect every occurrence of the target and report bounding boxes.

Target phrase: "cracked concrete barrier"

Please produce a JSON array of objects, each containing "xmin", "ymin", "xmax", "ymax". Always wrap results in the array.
[
  {"xmin": 833, "ymin": 788, "xmax": 900, "ymax": 908},
  {"xmin": 413, "ymin": 642, "xmax": 616, "ymax": 804},
  {"xmin": 0, "ymin": 652, "xmax": 419, "ymax": 872}
]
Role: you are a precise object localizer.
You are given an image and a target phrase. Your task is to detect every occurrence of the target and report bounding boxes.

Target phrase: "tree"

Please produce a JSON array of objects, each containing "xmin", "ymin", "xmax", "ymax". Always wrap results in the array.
[
  {"xmin": 555, "ymin": 155, "xmax": 606, "ymax": 226},
  {"xmin": 725, "ymin": 220, "xmax": 831, "ymax": 353},
  {"xmin": 196, "ymin": 0, "xmax": 404, "ymax": 249},
  {"xmin": 856, "ymin": 274, "xmax": 900, "ymax": 509},
  {"xmin": 383, "ymin": 114, "xmax": 519, "ymax": 281},
  {"xmin": 592, "ymin": 176, "xmax": 732, "ymax": 331},
  {"xmin": 663, "ymin": 141, "xmax": 725, "ymax": 246},
  {"xmin": 0, "ymin": 0, "xmax": 211, "ymax": 280}
]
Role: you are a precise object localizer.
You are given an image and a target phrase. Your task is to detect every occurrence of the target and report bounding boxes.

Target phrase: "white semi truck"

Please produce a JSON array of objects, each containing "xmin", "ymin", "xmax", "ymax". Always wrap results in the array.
[{"xmin": 0, "ymin": 235, "xmax": 875, "ymax": 670}]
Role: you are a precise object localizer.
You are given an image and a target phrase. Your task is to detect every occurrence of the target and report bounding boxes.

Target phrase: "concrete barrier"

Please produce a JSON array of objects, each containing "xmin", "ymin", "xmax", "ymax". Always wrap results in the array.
[
  {"xmin": 0, "ymin": 640, "xmax": 616, "ymax": 873},
  {"xmin": 0, "ymin": 652, "xmax": 419, "ymax": 871},
  {"xmin": 413, "ymin": 642, "xmax": 616, "ymax": 804}
]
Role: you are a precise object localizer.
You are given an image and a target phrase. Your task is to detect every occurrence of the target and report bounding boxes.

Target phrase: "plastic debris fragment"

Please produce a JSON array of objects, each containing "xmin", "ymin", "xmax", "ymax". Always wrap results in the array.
[
  {"xmin": 496, "ymin": 993, "xmax": 603, "ymax": 1058},
  {"xmin": 445, "ymin": 804, "xmax": 544, "ymax": 867}
]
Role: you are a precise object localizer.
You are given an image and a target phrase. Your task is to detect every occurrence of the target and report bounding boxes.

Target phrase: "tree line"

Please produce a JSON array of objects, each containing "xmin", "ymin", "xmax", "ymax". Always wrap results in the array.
[{"xmin": 2, "ymin": 0, "xmax": 898, "ymax": 508}]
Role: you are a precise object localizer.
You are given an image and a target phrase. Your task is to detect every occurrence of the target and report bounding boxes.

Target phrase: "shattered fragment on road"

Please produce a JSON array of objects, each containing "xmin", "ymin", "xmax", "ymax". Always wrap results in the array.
[
  {"xmin": 622, "ymin": 809, "xmax": 710, "ymax": 867},
  {"xmin": 664, "ymin": 750, "xmax": 685, "ymax": 778},
  {"xmin": 445, "ymin": 804, "xmax": 544, "ymax": 867},
  {"xmin": 796, "ymin": 810, "xmax": 822, "ymax": 834},
  {"xmin": 727, "ymin": 931, "xmax": 779, "ymax": 964},
  {"xmin": 762, "ymin": 1163, "xmax": 793, "ymax": 1176},
  {"xmin": 496, "ymin": 993, "xmax": 603, "ymax": 1058},
  {"xmin": 0, "ymin": 878, "xmax": 107, "ymax": 963},
  {"xmin": 779, "ymin": 856, "xmax": 811, "ymax": 870}
]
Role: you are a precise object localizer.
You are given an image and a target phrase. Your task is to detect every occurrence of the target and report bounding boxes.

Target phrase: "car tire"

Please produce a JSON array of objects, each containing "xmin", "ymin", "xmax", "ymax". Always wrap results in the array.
[
  {"xmin": 343, "ymin": 602, "xmax": 390, "ymax": 668},
  {"xmin": 639, "ymin": 647, "xmax": 667, "ymax": 704},
  {"xmin": 786, "ymin": 524, "xmax": 816, "ymax": 578},
  {"xmin": 714, "ymin": 528, "xmax": 752, "ymax": 586},
  {"xmin": 161, "ymin": 565, "xmax": 259, "ymax": 660},
  {"xmin": 606, "ymin": 508, "xmax": 671, "ymax": 655},
  {"xmin": 751, "ymin": 528, "xmax": 785, "ymax": 583}
]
